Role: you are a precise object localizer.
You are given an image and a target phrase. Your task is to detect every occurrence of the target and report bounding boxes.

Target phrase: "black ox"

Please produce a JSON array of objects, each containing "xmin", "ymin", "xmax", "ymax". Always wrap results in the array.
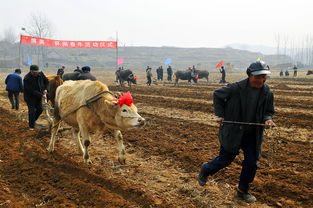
[
  {"xmin": 195, "ymin": 70, "xmax": 209, "ymax": 83},
  {"xmin": 174, "ymin": 70, "xmax": 199, "ymax": 86},
  {"xmin": 62, "ymin": 72, "xmax": 81, "ymax": 81},
  {"xmin": 116, "ymin": 69, "xmax": 137, "ymax": 87}
]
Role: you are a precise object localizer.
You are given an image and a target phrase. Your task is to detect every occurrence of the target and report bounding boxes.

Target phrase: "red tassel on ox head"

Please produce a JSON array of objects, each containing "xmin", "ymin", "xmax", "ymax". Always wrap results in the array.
[
  {"xmin": 194, "ymin": 76, "xmax": 199, "ymax": 80},
  {"xmin": 113, "ymin": 91, "xmax": 134, "ymax": 107}
]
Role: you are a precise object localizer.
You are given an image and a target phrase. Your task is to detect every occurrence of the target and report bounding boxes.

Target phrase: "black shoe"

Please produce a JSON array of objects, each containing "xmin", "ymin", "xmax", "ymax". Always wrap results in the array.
[
  {"xmin": 237, "ymin": 190, "xmax": 256, "ymax": 203},
  {"xmin": 198, "ymin": 163, "xmax": 208, "ymax": 186}
]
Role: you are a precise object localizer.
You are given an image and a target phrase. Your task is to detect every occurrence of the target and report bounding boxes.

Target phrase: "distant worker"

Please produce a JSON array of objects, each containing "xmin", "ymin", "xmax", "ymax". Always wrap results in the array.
[
  {"xmin": 167, "ymin": 66, "xmax": 173, "ymax": 81},
  {"xmin": 279, "ymin": 70, "xmax": 284, "ymax": 77},
  {"xmin": 23, "ymin": 65, "xmax": 49, "ymax": 130},
  {"xmin": 146, "ymin": 67, "xmax": 153, "ymax": 86},
  {"xmin": 5, "ymin": 69, "xmax": 23, "ymax": 110},
  {"xmin": 77, "ymin": 66, "xmax": 96, "ymax": 81},
  {"xmin": 219, "ymin": 66, "xmax": 226, "ymax": 83},
  {"xmin": 285, "ymin": 70, "xmax": 289, "ymax": 77},
  {"xmin": 293, "ymin": 65, "xmax": 298, "ymax": 77},
  {"xmin": 57, "ymin": 66, "xmax": 65, "ymax": 77},
  {"xmin": 74, "ymin": 66, "xmax": 82, "ymax": 73}
]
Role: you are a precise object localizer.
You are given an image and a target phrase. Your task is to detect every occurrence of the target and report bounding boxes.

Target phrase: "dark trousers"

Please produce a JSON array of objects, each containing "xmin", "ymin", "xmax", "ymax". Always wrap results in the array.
[
  {"xmin": 220, "ymin": 74, "xmax": 226, "ymax": 83},
  {"xmin": 26, "ymin": 101, "xmax": 43, "ymax": 128},
  {"xmin": 147, "ymin": 76, "xmax": 152, "ymax": 85},
  {"xmin": 8, "ymin": 91, "xmax": 20, "ymax": 110},
  {"xmin": 203, "ymin": 133, "xmax": 257, "ymax": 192},
  {"xmin": 167, "ymin": 74, "xmax": 172, "ymax": 81}
]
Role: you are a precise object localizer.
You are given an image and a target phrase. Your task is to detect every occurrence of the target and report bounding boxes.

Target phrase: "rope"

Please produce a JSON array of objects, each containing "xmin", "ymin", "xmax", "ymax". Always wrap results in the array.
[
  {"xmin": 153, "ymin": 116, "xmax": 267, "ymax": 127},
  {"xmin": 51, "ymin": 90, "xmax": 114, "ymax": 129}
]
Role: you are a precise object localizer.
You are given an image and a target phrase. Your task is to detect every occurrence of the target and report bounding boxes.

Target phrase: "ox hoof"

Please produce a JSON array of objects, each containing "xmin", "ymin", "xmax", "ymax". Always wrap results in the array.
[
  {"xmin": 47, "ymin": 147, "xmax": 54, "ymax": 153},
  {"xmin": 118, "ymin": 157, "xmax": 126, "ymax": 165},
  {"xmin": 84, "ymin": 159, "xmax": 92, "ymax": 164}
]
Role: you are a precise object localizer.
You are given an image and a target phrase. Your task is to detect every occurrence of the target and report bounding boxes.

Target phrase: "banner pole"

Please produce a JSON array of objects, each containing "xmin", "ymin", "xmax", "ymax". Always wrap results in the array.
[
  {"xmin": 18, "ymin": 35, "xmax": 21, "ymax": 69},
  {"xmin": 116, "ymin": 31, "xmax": 118, "ymax": 70}
]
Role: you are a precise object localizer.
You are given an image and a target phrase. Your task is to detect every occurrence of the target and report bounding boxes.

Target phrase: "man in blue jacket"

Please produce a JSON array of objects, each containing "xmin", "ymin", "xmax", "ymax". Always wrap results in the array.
[
  {"xmin": 23, "ymin": 65, "xmax": 49, "ymax": 130},
  {"xmin": 198, "ymin": 60, "xmax": 276, "ymax": 203},
  {"xmin": 5, "ymin": 69, "xmax": 23, "ymax": 110}
]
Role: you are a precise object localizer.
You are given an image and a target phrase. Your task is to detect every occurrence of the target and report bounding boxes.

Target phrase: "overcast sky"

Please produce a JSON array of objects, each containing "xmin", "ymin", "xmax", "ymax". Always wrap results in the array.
[{"xmin": 1, "ymin": 0, "xmax": 312, "ymax": 48}]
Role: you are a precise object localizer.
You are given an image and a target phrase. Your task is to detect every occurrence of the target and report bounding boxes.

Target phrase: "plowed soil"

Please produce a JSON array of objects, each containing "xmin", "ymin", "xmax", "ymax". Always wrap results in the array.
[{"xmin": 0, "ymin": 72, "xmax": 312, "ymax": 208}]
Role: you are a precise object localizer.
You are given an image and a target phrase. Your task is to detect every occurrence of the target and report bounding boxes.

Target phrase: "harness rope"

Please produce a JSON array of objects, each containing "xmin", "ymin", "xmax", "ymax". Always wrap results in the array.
[
  {"xmin": 152, "ymin": 116, "xmax": 267, "ymax": 127},
  {"xmin": 51, "ymin": 90, "xmax": 114, "ymax": 129}
]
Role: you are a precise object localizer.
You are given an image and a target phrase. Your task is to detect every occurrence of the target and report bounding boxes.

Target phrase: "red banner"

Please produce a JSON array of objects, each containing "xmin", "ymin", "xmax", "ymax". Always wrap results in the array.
[{"xmin": 20, "ymin": 35, "xmax": 117, "ymax": 48}]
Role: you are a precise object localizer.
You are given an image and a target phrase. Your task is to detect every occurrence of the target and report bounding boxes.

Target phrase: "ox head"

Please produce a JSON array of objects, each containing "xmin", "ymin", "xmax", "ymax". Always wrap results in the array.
[
  {"xmin": 105, "ymin": 92, "xmax": 144, "ymax": 129},
  {"xmin": 127, "ymin": 74, "xmax": 137, "ymax": 84}
]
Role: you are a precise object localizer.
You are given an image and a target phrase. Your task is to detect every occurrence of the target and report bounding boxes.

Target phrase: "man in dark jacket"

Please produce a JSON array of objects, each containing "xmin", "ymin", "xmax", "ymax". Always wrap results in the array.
[
  {"xmin": 57, "ymin": 66, "xmax": 65, "ymax": 77},
  {"xmin": 198, "ymin": 60, "xmax": 275, "ymax": 203},
  {"xmin": 23, "ymin": 65, "xmax": 49, "ymax": 130},
  {"xmin": 77, "ymin": 66, "xmax": 96, "ymax": 81},
  {"xmin": 167, "ymin": 66, "xmax": 173, "ymax": 81},
  {"xmin": 5, "ymin": 69, "xmax": 23, "ymax": 110},
  {"xmin": 219, "ymin": 66, "xmax": 226, "ymax": 83}
]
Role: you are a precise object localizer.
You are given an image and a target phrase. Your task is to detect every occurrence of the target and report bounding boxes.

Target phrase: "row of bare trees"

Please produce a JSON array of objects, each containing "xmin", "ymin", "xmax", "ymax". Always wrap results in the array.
[
  {"xmin": 0, "ymin": 13, "xmax": 53, "ymax": 68},
  {"xmin": 275, "ymin": 33, "xmax": 313, "ymax": 66}
]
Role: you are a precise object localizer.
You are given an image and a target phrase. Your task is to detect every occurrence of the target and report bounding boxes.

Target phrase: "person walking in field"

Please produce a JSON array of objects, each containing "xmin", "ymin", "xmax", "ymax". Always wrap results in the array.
[
  {"xmin": 219, "ymin": 66, "xmax": 226, "ymax": 83},
  {"xmin": 23, "ymin": 65, "xmax": 49, "ymax": 130},
  {"xmin": 167, "ymin": 65, "xmax": 173, "ymax": 81},
  {"xmin": 293, "ymin": 65, "xmax": 298, "ymax": 77},
  {"xmin": 146, "ymin": 66, "xmax": 153, "ymax": 86},
  {"xmin": 57, "ymin": 66, "xmax": 65, "ymax": 77},
  {"xmin": 5, "ymin": 69, "xmax": 23, "ymax": 110},
  {"xmin": 198, "ymin": 60, "xmax": 276, "ymax": 203}
]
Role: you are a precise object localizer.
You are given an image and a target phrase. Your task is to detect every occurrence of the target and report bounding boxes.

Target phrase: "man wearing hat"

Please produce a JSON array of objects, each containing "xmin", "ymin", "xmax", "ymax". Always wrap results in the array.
[
  {"xmin": 77, "ymin": 66, "xmax": 96, "ymax": 81},
  {"xmin": 198, "ymin": 60, "xmax": 275, "ymax": 203},
  {"xmin": 23, "ymin": 65, "xmax": 49, "ymax": 130}
]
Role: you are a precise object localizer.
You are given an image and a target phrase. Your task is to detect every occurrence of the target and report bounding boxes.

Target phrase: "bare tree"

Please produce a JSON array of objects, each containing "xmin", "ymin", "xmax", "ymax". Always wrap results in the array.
[
  {"xmin": 3, "ymin": 27, "xmax": 17, "ymax": 44},
  {"xmin": 24, "ymin": 12, "xmax": 54, "ymax": 67},
  {"xmin": 26, "ymin": 12, "xmax": 53, "ymax": 38},
  {"xmin": 0, "ymin": 27, "xmax": 18, "ymax": 63}
]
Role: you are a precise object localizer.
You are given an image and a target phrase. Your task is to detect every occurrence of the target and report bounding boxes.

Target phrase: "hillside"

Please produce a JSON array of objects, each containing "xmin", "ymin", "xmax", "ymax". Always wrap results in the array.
[{"xmin": 0, "ymin": 42, "xmax": 291, "ymax": 71}]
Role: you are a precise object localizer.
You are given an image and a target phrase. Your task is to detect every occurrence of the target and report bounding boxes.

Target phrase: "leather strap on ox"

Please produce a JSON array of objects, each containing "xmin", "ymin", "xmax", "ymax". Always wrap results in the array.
[
  {"xmin": 85, "ymin": 90, "xmax": 114, "ymax": 108},
  {"xmin": 51, "ymin": 90, "xmax": 114, "ymax": 129}
]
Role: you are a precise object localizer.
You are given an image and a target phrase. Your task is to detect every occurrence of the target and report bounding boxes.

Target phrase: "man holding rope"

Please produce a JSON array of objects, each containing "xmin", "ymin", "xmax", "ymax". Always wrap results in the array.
[{"xmin": 198, "ymin": 60, "xmax": 276, "ymax": 203}]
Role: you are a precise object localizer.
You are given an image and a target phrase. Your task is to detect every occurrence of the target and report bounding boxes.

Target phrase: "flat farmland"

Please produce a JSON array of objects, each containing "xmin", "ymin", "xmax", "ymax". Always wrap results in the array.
[{"xmin": 0, "ymin": 71, "xmax": 312, "ymax": 208}]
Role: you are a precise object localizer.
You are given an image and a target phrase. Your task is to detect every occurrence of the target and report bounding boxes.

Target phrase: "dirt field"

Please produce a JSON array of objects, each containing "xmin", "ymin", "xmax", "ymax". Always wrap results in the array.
[{"xmin": 0, "ymin": 71, "xmax": 312, "ymax": 208}]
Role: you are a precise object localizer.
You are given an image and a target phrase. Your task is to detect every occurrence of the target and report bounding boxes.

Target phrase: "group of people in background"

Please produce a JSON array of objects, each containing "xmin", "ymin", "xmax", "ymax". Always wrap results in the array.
[
  {"xmin": 279, "ymin": 65, "xmax": 298, "ymax": 77},
  {"xmin": 145, "ymin": 65, "xmax": 173, "ymax": 85}
]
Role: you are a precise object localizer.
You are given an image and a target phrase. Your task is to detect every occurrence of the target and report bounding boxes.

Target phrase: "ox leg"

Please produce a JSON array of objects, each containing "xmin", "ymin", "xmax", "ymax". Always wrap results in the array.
[
  {"xmin": 72, "ymin": 129, "xmax": 84, "ymax": 154},
  {"xmin": 114, "ymin": 130, "xmax": 126, "ymax": 164},
  {"xmin": 79, "ymin": 125, "xmax": 92, "ymax": 164},
  {"xmin": 47, "ymin": 121, "xmax": 61, "ymax": 152},
  {"xmin": 43, "ymin": 97, "xmax": 53, "ymax": 131}
]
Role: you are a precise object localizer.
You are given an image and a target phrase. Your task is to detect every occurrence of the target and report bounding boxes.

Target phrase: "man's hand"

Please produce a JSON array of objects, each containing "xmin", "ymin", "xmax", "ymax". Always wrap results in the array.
[
  {"xmin": 265, "ymin": 120, "xmax": 276, "ymax": 129},
  {"xmin": 43, "ymin": 90, "xmax": 47, "ymax": 99},
  {"xmin": 216, "ymin": 117, "xmax": 224, "ymax": 126}
]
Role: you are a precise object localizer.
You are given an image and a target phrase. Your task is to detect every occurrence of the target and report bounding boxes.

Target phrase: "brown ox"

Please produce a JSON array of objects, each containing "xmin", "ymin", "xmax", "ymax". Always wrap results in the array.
[
  {"xmin": 47, "ymin": 80, "xmax": 145, "ymax": 164},
  {"xmin": 307, "ymin": 70, "xmax": 313, "ymax": 75},
  {"xmin": 46, "ymin": 75, "xmax": 64, "ymax": 106},
  {"xmin": 42, "ymin": 75, "xmax": 64, "ymax": 130}
]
